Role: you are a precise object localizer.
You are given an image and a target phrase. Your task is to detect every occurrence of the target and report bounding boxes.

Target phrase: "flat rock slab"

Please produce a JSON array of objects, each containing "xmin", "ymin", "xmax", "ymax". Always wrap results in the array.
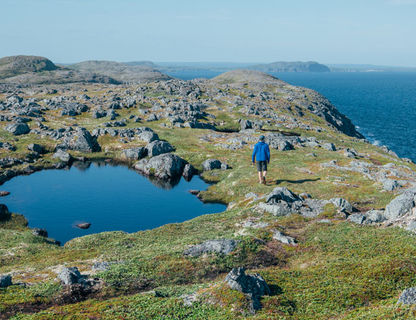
[{"xmin": 184, "ymin": 239, "xmax": 238, "ymax": 257}]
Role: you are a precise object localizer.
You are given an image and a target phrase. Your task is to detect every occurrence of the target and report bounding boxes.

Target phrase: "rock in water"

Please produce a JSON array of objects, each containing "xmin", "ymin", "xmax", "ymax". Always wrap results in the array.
[
  {"xmin": 76, "ymin": 222, "xmax": 91, "ymax": 229},
  {"xmin": 182, "ymin": 163, "xmax": 197, "ymax": 180},
  {"xmin": 225, "ymin": 267, "xmax": 270, "ymax": 313},
  {"xmin": 183, "ymin": 239, "xmax": 238, "ymax": 257},
  {"xmin": 134, "ymin": 153, "xmax": 186, "ymax": 180},
  {"xmin": 5, "ymin": 122, "xmax": 30, "ymax": 135},
  {"xmin": 58, "ymin": 267, "xmax": 83, "ymax": 285},
  {"xmin": 0, "ymin": 274, "xmax": 12, "ymax": 288},
  {"xmin": 398, "ymin": 287, "xmax": 416, "ymax": 304},
  {"xmin": 0, "ymin": 191, "xmax": 10, "ymax": 197}
]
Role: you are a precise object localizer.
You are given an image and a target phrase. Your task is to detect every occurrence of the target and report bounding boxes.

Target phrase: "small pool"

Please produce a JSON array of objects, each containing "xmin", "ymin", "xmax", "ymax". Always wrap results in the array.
[{"xmin": 1, "ymin": 161, "xmax": 226, "ymax": 243}]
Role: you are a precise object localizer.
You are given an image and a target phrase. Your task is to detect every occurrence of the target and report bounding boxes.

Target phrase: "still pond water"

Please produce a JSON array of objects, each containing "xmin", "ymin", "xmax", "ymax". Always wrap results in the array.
[{"xmin": 1, "ymin": 162, "xmax": 226, "ymax": 244}]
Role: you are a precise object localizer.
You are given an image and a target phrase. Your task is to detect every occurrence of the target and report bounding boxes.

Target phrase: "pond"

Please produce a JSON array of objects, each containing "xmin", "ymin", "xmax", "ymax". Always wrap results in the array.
[{"xmin": 1, "ymin": 161, "xmax": 226, "ymax": 244}]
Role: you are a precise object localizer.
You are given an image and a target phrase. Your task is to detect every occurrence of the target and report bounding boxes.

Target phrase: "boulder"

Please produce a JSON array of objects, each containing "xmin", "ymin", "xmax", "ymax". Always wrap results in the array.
[
  {"xmin": 329, "ymin": 198, "xmax": 353, "ymax": 213},
  {"xmin": 225, "ymin": 267, "xmax": 270, "ymax": 313},
  {"xmin": 68, "ymin": 128, "xmax": 101, "ymax": 152},
  {"xmin": 135, "ymin": 153, "xmax": 186, "ymax": 180},
  {"xmin": 53, "ymin": 149, "xmax": 72, "ymax": 163},
  {"xmin": 146, "ymin": 140, "xmax": 174, "ymax": 157},
  {"xmin": 122, "ymin": 147, "xmax": 147, "ymax": 160},
  {"xmin": 182, "ymin": 163, "xmax": 197, "ymax": 180},
  {"xmin": 76, "ymin": 222, "xmax": 91, "ymax": 229},
  {"xmin": 27, "ymin": 143, "xmax": 46, "ymax": 154},
  {"xmin": 347, "ymin": 213, "xmax": 366, "ymax": 224},
  {"xmin": 138, "ymin": 130, "xmax": 159, "ymax": 143},
  {"xmin": 272, "ymin": 230, "xmax": 297, "ymax": 245},
  {"xmin": 398, "ymin": 287, "xmax": 416, "ymax": 305},
  {"xmin": 58, "ymin": 267, "xmax": 83, "ymax": 285},
  {"xmin": 202, "ymin": 159, "xmax": 222, "ymax": 171},
  {"xmin": 0, "ymin": 274, "xmax": 12, "ymax": 288},
  {"xmin": 239, "ymin": 119, "xmax": 253, "ymax": 130},
  {"xmin": 266, "ymin": 187, "xmax": 300, "ymax": 204},
  {"xmin": 365, "ymin": 210, "xmax": 386, "ymax": 223},
  {"xmin": 0, "ymin": 191, "xmax": 10, "ymax": 197},
  {"xmin": 5, "ymin": 122, "xmax": 30, "ymax": 135},
  {"xmin": 184, "ymin": 239, "xmax": 238, "ymax": 257},
  {"xmin": 385, "ymin": 189, "xmax": 416, "ymax": 220}
]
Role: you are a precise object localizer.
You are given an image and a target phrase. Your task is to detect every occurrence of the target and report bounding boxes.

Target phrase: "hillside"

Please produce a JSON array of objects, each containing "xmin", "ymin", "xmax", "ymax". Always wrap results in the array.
[
  {"xmin": 0, "ymin": 55, "xmax": 58, "ymax": 79},
  {"xmin": 250, "ymin": 61, "xmax": 330, "ymax": 73},
  {"xmin": 68, "ymin": 60, "xmax": 172, "ymax": 83},
  {"xmin": 0, "ymin": 55, "xmax": 119, "ymax": 85},
  {"xmin": 1, "ymin": 71, "xmax": 416, "ymax": 319}
]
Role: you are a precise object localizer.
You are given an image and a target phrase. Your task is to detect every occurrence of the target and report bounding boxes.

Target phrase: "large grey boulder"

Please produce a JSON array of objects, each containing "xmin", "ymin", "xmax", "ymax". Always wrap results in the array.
[
  {"xmin": 58, "ymin": 267, "xmax": 83, "ymax": 285},
  {"xmin": 202, "ymin": 159, "xmax": 221, "ymax": 171},
  {"xmin": 5, "ymin": 122, "xmax": 30, "ymax": 135},
  {"xmin": 134, "ymin": 153, "xmax": 186, "ymax": 180},
  {"xmin": 258, "ymin": 187, "xmax": 303, "ymax": 216},
  {"xmin": 365, "ymin": 210, "xmax": 386, "ymax": 224},
  {"xmin": 385, "ymin": 189, "xmax": 416, "ymax": 220},
  {"xmin": 146, "ymin": 140, "xmax": 174, "ymax": 157},
  {"xmin": 0, "ymin": 274, "xmax": 12, "ymax": 288},
  {"xmin": 122, "ymin": 147, "xmax": 147, "ymax": 160},
  {"xmin": 398, "ymin": 287, "xmax": 416, "ymax": 304},
  {"xmin": 225, "ymin": 267, "xmax": 270, "ymax": 313},
  {"xmin": 67, "ymin": 128, "xmax": 101, "ymax": 152},
  {"xmin": 184, "ymin": 239, "xmax": 238, "ymax": 257},
  {"xmin": 182, "ymin": 163, "xmax": 197, "ymax": 180}
]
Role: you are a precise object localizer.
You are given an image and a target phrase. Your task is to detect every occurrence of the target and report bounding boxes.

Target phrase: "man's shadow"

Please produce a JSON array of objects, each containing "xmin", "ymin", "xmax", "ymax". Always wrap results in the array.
[{"xmin": 273, "ymin": 178, "xmax": 320, "ymax": 185}]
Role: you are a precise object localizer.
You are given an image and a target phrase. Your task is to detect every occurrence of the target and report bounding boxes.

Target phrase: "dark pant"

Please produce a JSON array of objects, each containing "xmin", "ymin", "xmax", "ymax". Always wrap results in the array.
[{"xmin": 256, "ymin": 161, "xmax": 267, "ymax": 172}]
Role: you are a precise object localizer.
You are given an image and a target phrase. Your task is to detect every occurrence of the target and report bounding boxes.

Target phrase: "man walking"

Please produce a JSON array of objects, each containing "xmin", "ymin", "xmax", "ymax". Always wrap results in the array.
[{"xmin": 252, "ymin": 135, "xmax": 270, "ymax": 184}]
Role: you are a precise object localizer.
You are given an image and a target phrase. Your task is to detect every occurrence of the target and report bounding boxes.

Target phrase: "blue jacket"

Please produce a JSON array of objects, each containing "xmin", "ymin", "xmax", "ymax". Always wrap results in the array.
[{"xmin": 252, "ymin": 142, "xmax": 270, "ymax": 163}]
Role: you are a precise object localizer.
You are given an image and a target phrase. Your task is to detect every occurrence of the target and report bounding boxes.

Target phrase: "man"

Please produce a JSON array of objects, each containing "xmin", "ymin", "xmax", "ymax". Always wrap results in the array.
[{"xmin": 252, "ymin": 135, "xmax": 270, "ymax": 184}]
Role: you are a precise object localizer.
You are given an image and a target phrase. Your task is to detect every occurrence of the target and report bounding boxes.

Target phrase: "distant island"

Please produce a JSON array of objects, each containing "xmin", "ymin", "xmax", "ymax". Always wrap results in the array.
[{"xmin": 248, "ymin": 61, "xmax": 330, "ymax": 72}]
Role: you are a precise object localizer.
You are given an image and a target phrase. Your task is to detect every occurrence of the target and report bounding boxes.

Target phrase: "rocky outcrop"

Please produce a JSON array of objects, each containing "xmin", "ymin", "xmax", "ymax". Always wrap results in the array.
[
  {"xmin": 225, "ymin": 267, "xmax": 270, "ymax": 313},
  {"xmin": 0, "ymin": 204, "xmax": 10, "ymax": 220},
  {"xmin": 146, "ymin": 140, "xmax": 174, "ymax": 157},
  {"xmin": 184, "ymin": 239, "xmax": 238, "ymax": 257},
  {"xmin": 65, "ymin": 128, "xmax": 101, "ymax": 153},
  {"xmin": 134, "ymin": 153, "xmax": 186, "ymax": 180},
  {"xmin": 384, "ymin": 188, "xmax": 416, "ymax": 220}
]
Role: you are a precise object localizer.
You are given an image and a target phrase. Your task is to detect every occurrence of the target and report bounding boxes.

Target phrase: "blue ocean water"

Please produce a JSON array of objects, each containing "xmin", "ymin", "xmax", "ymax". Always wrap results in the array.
[
  {"xmin": 168, "ymin": 70, "xmax": 416, "ymax": 161},
  {"xmin": 1, "ymin": 162, "xmax": 225, "ymax": 243}
]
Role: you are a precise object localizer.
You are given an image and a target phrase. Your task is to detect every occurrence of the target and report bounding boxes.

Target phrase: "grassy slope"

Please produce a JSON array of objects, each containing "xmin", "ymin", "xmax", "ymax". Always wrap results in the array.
[{"xmin": 1, "ymin": 82, "xmax": 416, "ymax": 319}]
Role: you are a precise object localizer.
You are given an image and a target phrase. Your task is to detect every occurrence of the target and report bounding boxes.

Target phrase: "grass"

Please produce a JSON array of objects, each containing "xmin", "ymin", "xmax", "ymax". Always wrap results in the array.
[{"xmin": 1, "ymin": 81, "xmax": 416, "ymax": 319}]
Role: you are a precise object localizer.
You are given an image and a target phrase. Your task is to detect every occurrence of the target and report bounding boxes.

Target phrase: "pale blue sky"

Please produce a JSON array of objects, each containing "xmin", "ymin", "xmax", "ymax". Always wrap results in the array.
[{"xmin": 1, "ymin": 0, "xmax": 415, "ymax": 66}]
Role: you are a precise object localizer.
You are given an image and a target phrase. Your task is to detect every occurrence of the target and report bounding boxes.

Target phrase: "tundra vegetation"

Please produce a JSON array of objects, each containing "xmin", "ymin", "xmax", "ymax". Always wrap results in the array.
[{"xmin": 1, "ymin": 59, "xmax": 416, "ymax": 319}]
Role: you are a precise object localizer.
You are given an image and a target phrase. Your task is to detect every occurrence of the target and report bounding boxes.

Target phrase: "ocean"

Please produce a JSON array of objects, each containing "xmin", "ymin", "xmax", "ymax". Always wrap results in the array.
[{"xmin": 167, "ymin": 70, "xmax": 416, "ymax": 162}]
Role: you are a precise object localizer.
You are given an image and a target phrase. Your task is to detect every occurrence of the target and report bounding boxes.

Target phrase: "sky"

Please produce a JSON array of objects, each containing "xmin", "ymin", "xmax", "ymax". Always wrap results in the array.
[{"xmin": 1, "ymin": 0, "xmax": 416, "ymax": 66}]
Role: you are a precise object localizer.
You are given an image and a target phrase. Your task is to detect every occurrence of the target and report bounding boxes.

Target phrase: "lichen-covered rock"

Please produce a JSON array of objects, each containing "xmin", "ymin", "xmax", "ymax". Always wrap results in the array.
[
  {"xmin": 138, "ymin": 130, "xmax": 159, "ymax": 143},
  {"xmin": 58, "ymin": 267, "xmax": 83, "ymax": 285},
  {"xmin": 146, "ymin": 140, "xmax": 174, "ymax": 157},
  {"xmin": 53, "ymin": 149, "xmax": 72, "ymax": 163},
  {"xmin": 184, "ymin": 239, "xmax": 238, "ymax": 257},
  {"xmin": 225, "ymin": 267, "xmax": 270, "ymax": 313},
  {"xmin": 347, "ymin": 213, "xmax": 366, "ymax": 224},
  {"xmin": 329, "ymin": 197, "xmax": 353, "ymax": 213},
  {"xmin": 385, "ymin": 189, "xmax": 416, "ymax": 220},
  {"xmin": 202, "ymin": 159, "xmax": 222, "ymax": 171},
  {"xmin": 134, "ymin": 153, "xmax": 186, "ymax": 180},
  {"xmin": 122, "ymin": 147, "xmax": 147, "ymax": 160},
  {"xmin": 65, "ymin": 128, "xmax": 101, "ymax": 152},
  {"xmin": 398, "ymin": 287, "xmax": 416, "ymax": 305}
]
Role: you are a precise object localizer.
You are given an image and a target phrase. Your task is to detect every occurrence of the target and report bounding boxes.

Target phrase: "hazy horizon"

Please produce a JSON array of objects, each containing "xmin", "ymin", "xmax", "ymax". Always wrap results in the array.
[{"xmin": 1, "ymin": 0, "xmax": 416, "ymax": 67}]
